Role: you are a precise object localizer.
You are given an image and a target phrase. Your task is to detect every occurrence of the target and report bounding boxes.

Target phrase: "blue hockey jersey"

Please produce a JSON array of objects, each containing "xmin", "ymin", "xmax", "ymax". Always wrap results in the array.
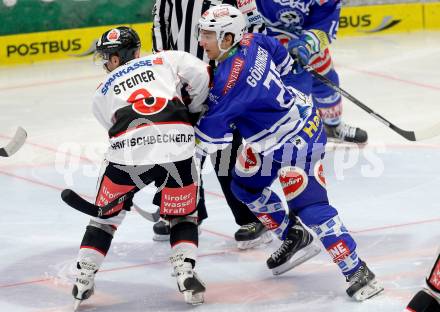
[
  {"xmin": 255, "ymin": 0, "xmax": 341, "ymax": 41},
  {"xmin": 195, "ymin": 33, "xmax": 314, "ymax": 157}
]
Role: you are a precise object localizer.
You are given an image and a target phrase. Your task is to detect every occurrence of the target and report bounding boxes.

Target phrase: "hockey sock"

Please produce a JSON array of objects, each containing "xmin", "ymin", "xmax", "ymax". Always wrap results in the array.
[
  {"xmin": 246, "ymin": 188, "xmax": 293, "ymax": 240},
  {"xmin": 80, "ymin": 224, "xmax": 114, "ymax": 256},
  {"xmin": 170, "ymin": 221, "xmax": 199, "ymax": 249},
  {"xmin": 307, "ymin": 212, "xmax": 360, "ymax": 276}
]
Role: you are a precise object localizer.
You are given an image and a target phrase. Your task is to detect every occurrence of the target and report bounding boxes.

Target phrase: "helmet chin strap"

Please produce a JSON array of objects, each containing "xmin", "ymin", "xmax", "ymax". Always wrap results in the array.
[
  {"xmin": 103, "ymin": 63, "xmax": 112, "ymax": 73},
  {"xmin": 216, "ymin": 35, "xmax": 233, "ymax": 61},
  {"xmin": 216, "ymin": 46, "xmax": 231, "ymax": 61}
]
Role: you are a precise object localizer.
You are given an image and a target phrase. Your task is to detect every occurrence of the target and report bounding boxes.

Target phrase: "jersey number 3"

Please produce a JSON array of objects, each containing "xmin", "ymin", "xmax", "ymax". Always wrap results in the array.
[{"xmin": 128, "ymin": 88, "xmax": 168, "ymax": 116}]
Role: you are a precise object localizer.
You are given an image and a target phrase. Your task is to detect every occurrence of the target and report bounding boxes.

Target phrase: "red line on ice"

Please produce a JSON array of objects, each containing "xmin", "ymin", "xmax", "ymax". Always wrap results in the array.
[
  {"xmin": 0, "ymin": 74, "xmax": 102, "ymax": 91},
  {"xmin": 0, "ymin": 251, "xmax": 228, "ymax": 289},
  {"xmin": 337, "ymin": 64, "xmax": 440, "ymax": 91}
]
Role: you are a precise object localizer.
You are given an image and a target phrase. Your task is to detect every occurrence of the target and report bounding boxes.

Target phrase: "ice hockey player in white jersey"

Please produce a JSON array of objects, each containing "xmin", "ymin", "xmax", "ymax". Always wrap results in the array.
[
  {"xmin": 71, "ymin": 26, "xmax": 210, "ymax": 310},
  {"xmin": 406, "ymin": 247, "xmax": 440, "ymax": 311}
]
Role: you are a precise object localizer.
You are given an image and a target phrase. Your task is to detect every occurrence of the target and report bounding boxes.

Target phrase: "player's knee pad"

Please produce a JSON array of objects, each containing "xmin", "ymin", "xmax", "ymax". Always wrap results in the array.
[
  {"xmin": 170, "ymin": 219, "xmax": 199, "ymax": 248},
  {"xmin": 279, "ymin": 166, "xmax": 309, "ymax": 202},
  {"xmin": 280, "ymin": 163, "xmax": 329, "ymax": 210},
  {"xmin": 307, "ymin": 212, "xmax": 359, "ymax": 275},
  {"xmin": 80, "ymin": 224, "xmax": 114, "ymax": 257},
  {"xmin": 247, "ymin": 188, "xmax": 293, "ymax": 240}
]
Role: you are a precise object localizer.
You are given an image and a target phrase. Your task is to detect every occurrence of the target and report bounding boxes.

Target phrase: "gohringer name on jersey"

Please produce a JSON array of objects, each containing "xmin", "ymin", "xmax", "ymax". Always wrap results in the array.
[
  {"xmin": 246, "ymin": 46, "xmax": 269, "ymax": 87},
  {"xmin": 101, "ymin": 59, "xmax": 155, "ymax": 95},
  {"xmin": 111, "ymin": 133, "xmax": 194, "ymax": 150}
]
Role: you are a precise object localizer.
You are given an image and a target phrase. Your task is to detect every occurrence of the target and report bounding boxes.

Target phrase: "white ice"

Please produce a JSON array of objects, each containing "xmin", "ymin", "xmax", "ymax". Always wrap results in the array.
[{"xmin": 0, "ymin": 32, "xmax": 440, "ymax": 312}]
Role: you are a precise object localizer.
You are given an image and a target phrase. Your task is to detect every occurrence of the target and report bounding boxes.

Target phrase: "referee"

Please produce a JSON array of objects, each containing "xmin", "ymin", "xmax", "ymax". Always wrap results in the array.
[{"xmin": 151, "ymin": 0, "xmax": 272, "ymax": 249}]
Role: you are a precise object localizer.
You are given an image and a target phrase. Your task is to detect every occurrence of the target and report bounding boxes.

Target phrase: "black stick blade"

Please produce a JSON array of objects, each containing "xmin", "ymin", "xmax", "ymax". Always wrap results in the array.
[{"xmin": 61, "ymin": 189, "xmax": 100, "ymax": 217}]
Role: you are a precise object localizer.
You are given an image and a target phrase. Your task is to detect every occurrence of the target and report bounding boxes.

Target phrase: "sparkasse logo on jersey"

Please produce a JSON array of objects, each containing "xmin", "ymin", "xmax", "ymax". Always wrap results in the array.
[{"xmin": 6, "ymin": 39, "xmax": 81, "ymax": 58}]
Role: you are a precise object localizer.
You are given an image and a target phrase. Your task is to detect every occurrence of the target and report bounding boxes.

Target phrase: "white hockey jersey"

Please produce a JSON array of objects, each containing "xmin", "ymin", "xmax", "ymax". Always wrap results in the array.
[{"xmin": 93, "ymin": 51, "xmax": 210, "ymax": 165}]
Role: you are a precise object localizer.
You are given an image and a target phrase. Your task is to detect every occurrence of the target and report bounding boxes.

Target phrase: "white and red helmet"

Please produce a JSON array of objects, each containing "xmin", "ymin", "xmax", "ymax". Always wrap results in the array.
[{"xmin": 198, "ymin": 4, "xmax": 246, "ymax": 58}]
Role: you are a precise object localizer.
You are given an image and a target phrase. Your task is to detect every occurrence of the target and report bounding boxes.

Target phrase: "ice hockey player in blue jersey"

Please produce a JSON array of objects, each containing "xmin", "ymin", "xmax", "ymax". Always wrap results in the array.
[
  {"xmin": 255, "ymin": 0, "xmax": 368, "ymax": 144},
  {"xmin": 196, "ymin": 4, "xmax": 383, "ymax": 300}
]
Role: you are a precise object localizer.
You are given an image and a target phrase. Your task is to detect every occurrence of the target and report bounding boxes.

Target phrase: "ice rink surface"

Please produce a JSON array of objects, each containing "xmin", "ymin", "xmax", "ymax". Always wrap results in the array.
[{"xmin": 0, "ymin": 32, "xmax": 439, "ymax": 312}]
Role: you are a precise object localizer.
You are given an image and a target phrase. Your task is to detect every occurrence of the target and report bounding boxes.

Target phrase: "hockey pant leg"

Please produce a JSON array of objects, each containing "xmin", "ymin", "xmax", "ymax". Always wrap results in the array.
[
  {"xmin": 77, "ymin": 160, "xmax": 137, "ymax": 270},
  {"xmin": 275, "ymin": 121, "xmax": 361, "ymax": 277},
  {"xmin": 310, "ymin": 48, "xmax": 343, "ymax": 126},
  {"xmin": 282, "ymin": 147, "xmax": 362, "ymax": 277},
  {"xmin": 153, "ymin": 157, "xmax": 207, "ymax": 221},
  {"xmin": 231, "ymin": 147, "xmax": 294, "ymax": 240},
  {"xmin": 160, "ymin": 157, "xmax": 205, "ymax": 303},
  {"xmin": 154, "ymin": 158, "xmax": 200, "ymax": 260}
]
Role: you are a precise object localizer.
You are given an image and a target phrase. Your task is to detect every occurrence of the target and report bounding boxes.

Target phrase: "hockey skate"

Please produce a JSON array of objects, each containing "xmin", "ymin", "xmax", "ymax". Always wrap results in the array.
[
  {"xmin": 72, "ymin": 261, "xmax": 98, "ymax": 311},
  {"xmin": 171, "ymin": 257, "xmax": 206, "ymax": 305},
  {"xmin": 267, "ymin": 223, "xmax": 321, "ymax": 275},
  {"xmin": 324, "ymin": 122, "xmax": 368, "ymax": 144},
  {"xmin": 152, "ymin": 219, "xmax": 171, "ymax": 241},
  {"xmin": 346, "ymin": 261, "xmax": 384, "ymax": 301},
  {"xmin": 235, "ymin": 222, "xmax": 273, "ymax": 250}
]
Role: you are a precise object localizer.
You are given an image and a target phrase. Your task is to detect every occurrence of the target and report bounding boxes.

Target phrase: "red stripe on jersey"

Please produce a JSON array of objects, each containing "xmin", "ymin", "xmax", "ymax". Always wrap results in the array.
[
  {"xmin": 315, "ymin": 57, "xmax": 332, "ymax": 75},
  {"xmin": 111, "ymin": 121, "xmax": 193, "ymax": 138}
]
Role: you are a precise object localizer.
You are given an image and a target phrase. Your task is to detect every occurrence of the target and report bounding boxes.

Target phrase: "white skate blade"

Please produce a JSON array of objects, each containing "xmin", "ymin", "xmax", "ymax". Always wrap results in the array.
[
  {"xmin": 183, "ymin": 291, "xmax": 204, "ymax": 305},
  {"xmin": 73, "ymin": 299, "xmax": 82, "ymax": 311},
  {"xmin": 272, "ymin": 243, "xmax": 321, "ymax": 276},
  {"xmin": 237, "ymin": 231, "xmax": 273, "ymax": 250},
  {"xmin": 352, "ymin": 279, "xmax": 384, "ymax": 301}
]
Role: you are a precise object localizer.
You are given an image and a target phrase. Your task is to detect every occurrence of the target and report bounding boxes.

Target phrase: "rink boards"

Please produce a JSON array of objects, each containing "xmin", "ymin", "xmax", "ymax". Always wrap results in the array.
[{"xmin": 0, "ymin": 2, "xmax": 440, "ymax": 66}]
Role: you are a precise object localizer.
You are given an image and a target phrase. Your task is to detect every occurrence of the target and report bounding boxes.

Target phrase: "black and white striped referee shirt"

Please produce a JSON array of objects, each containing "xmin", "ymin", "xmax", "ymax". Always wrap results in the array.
[{"xmin": 152, "ymin": 0, "xmax": 266, "ymax": 61}]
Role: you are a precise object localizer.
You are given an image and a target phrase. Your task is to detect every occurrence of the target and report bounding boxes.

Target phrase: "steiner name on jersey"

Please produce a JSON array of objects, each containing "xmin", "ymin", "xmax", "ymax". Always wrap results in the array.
[{"xmin": 101, "ymin": 59, "xmax": 157, "ymax": 95}]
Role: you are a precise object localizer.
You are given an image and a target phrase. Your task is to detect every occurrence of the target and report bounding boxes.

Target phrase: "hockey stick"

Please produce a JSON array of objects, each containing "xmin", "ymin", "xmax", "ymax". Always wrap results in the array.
[
  {"xmin": 0, "ymin": 127, "xmax": 27, "ymax": 157},
  {"xmin": 303, "ymin": 65, "xmax": 440, "ymax": 141},
  {"xmin": 61, "ymin": 188, "xmax": 137, "ymax": 218},
  {"xmin": 133, "ymin": 204, "xmax": 160, "ymax": 222}
]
